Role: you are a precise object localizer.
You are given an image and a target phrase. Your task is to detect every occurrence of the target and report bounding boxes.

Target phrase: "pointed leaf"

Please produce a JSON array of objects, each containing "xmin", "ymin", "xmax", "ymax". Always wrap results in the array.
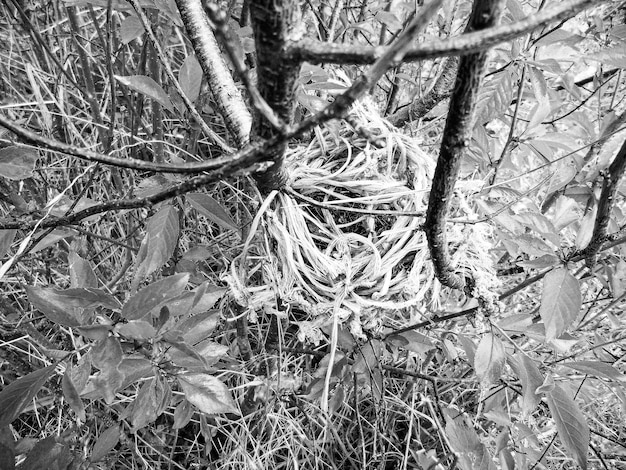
[
  {"xmin": 62, "ymin": 368, "xmax": 86, "ymax": 421},
  {"xmin": 187, "ymin": 193, "xmax": 239, "ymax": 233},
  {"xmin": 510, "ymin": 353, "xmax": 543, "ymax": 417},
  {"xmin": 560, "ymin": 361, "xmax": 626, "ymax": 381},
  {"xmin": 122, "ymin": 273, "xmax": 189, "ymax": 320},
  {"xmin": 0, "ymin": 365, "xmax": 56, "ymax": 427},
  {"xmin": 91, "ymin": 337, "xmax": 123, "ymax": 371},
  {"xmin": 132, "ymin": 205, "xmax": 180, "ymax": 285},
  {"xmin": 547, "ymin": 384, "xmax": 589, "ymax": 470},
  {"xmin": 115, "ymin": 75, "xmax": 175, "ymax": 112},
  {"xmin": 0, "ymin": 230, "xmax": 16, "ymax": 258},
  {"xmin": 178, "ymin": 55, "xmax": 202, "ymax": 102},
  {"xmin": 20, "ymin": 436, "xmax": 71, "ymax": 470},
  {"xmin": 119, "ymin": 15, "xmax": 144, "ymax": 44},
  {"xmin": 177, "ymin": 373, "xmax": 239, "ymax": 415},
  {"xmin": 474, "ymin": 333, "xmax": 506, "ymax": 385},
  {"xmin": 130, "ymin": 378, "xmax": 160, "ymax": 432},
  {"xmin": 91, "ymin": 425, "xmax": 120, "ymax": 462},
  {"xmin": 68, "ymin": 251, "xmax": 98, "ymax": 288},
  {"xmin": 116, "ymin": 320, "xmax": 157, "ymax": 341},
  {"xmin": 0, "ymin": 146, "xmax": 38, "ymax": 180},
  {"xmin": 172, "ymin": 399, "xmax": 194, "ymax": 429},
  {"xmin": 540, "ymin": 268, "xmax": 581, "ymax": 342}
]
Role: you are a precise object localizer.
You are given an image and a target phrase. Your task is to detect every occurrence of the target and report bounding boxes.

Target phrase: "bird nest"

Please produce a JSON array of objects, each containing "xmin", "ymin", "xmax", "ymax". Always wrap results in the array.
[{"xmin": 228, "ymin": 99, "xmax": 499, "ymax": 342}]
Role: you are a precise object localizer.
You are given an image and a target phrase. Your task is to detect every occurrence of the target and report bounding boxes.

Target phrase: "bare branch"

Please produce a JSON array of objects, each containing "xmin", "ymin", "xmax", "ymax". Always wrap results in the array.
[
  {"xmin": 175, "ymin": 0, "xmax": 251, "ymax": 147},
  {"xmin": 128, "ymin": 0, "xmax": 233, "ymax": 152},
  {"xmin": 284, "ymin": 0, "xmax": 612, "ymax": 65},
  {"xmin": 578, "ymin": 138, "xmax": 626, "ymax": 265},
  {"xmin": 425, "ymin": 0, "xmax": 505, "ymax": 290}
]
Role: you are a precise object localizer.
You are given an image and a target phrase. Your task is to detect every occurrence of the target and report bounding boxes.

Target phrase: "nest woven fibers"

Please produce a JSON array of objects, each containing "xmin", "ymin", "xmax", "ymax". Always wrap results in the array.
[{"xmin": 228, "ymin": 99, "xmax": 499, "ymax": 343}]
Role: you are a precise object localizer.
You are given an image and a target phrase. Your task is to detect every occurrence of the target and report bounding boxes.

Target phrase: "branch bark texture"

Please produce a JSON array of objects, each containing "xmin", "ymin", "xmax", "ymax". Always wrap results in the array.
[
  {"xmin": 249, "ymin": 0, "xmax": 303, "ymax": 193},
  {"xmin": 175, "ymin": 0, "xmax": 251, "ymax": 148},
  {"xmin": 425, "ymin": 0, "xmax": 505, "ymax": 290}
]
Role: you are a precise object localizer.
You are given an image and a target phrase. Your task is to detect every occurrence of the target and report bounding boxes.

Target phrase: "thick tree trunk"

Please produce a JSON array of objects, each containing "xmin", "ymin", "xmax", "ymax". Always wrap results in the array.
[{"xmin": 249, "ymin": 0, "xmax": 303, "ymax": 193}]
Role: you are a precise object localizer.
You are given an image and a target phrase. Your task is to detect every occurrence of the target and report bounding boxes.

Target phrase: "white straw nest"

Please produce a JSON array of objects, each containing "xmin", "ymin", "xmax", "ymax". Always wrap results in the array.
[{"xmin": 231, "ymin": 99, "xmax": 500, "ymax": 342}]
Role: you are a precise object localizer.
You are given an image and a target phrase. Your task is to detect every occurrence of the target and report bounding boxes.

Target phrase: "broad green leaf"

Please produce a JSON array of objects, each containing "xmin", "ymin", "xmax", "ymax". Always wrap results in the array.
[
  {"xmin": 62, "ymin": 368, "xmax": 86, "ymax": 421},
  {"xmin": 26, "ymin": 286, "xmax": 81, "ymax": 327},
  {"xmin": 90, "ymin": 425, "xmax": 120, "ymax": 462},
  {"xmin": 560, "ymin": 361, "xmax": 626, "ymax": 381},
  {"xmin": 91, "ymin": 337, "xmax": 123, "ymax": 370},
  {"xmin": 527, "ymin": 66, "xmax": 548, "ymax": 103},
  {"xmin": 175, "ymin": 309, "xmax": 220, "ymax": 345},
  {"xmin": 68, "ymin": 251, "xmax": 98, "ymax": 288},
  {"xmin": 474, "ymin": 333, "xmax": 506, "ymax": 385},
  {"xmin": 122, "ymin": 273, "xmax": 189, "ymax": 320},
  {"xmin": 19, "ymin": 436, "xmax": 71, "ymax": 470},
  {"xmin": 0, "ymin": 365, "xmax": 56, "ymax": 427},
  {"xmin": 116, "ymin": 320, "xmax": 157, "ymax": 341},
  {"xmin": 172, "ymin": 399, "xmax": 193, "ymax": 429},
  {"xmin": 547, "ymin": 385, "xmax": 589, "ymax": 470},
  {"xmin": 510, "ymin": 353, "xmax": 543, "ymax": 417},
  {"xmin": 475, "ymin": 68, "xmax": 515, "ymax": 124},
  {"xmin": 132, "ymin": 205, "xmax": 180, "ymax": 286},
  {"xmin": 119, "ymin": 15, "xmax": 144, "ymax": 44},
  {"xmin": 130, "ymin": 377, "xmax": 160, "ymax": 432},
  {"xmin": 178, "ymin": 55, "xmax": 202, "ymax": 102},
  {"xmin": 0, "ymin": 146, "xmax": 38, "ymax": 180},
  {"xmin": 443, "ymin": 408, "xmax": 497, "ymax": 470},
  {"xmin": 187, "ymin": 192, "xmax": 239, "ymax": 234},
  {"xmin": 552, "ymin": 196, "xmax": 579, "ymax": 230},
  {"xmin": 0, "ymin": 229, "xmax": 16, "ymax": 258},
  {"xmin": 386, "ymin": 331, "xmax": 435, "ymax": 355},
  {"xmin": 115, "ymin": 75, "xmax": 175, "ymax": 112},
  {"xmin": 575, "ymin": 206, "xmax": 597, "ymax": 250},
  {"xmin": 540, "ymin": 268, "xmax": 581, "ymax": 342},
  {"xmin": 30, "ymin": 228, "xmax": 78, "ymax": 253},
  {"xmin": 177, "ymin": 373, "xmax": 239, "ymax": 415}
]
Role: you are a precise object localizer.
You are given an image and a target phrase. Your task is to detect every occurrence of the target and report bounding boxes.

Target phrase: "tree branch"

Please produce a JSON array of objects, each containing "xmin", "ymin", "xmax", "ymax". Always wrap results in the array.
[
  {"xmin": 425, "ymin": 0, "xmax": 505, "ymax": 290},
  {"xmin": 389, "ymin": 56, "xmax": 459, "ymax": 126},
  {"xmin": 175, "ymin": 0, "xmax": 251, "ymax": 148},
  {"xmin": 128, "ymin": 0, "xmax": 233, "ymax": 153},
  {"xmin": 284, "ymin": 0, "xmax": 610, "ymax": 65},
  {"xmin": 578, "ymin": 138, "xmax": 626, "ymax": 265}
]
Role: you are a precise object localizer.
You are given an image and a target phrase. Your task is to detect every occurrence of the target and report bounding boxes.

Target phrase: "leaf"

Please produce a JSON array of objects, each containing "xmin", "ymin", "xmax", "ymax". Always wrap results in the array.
[
  {"xmin": 476, "ymin": 69, "xmax": 515, "ymax": 124},
  {"xmin": 560, "ymin": 361, "xmax": 626, "ymax": 381},
  {"xmin": 510, "ymin": 353, "xmax": 543, "ymax": 417},
  {"xmin": 0, "ymin": 230, "xmax": 16, "ymax": 258},
  {"xmin": 91, "ymin": 337, "xmax": 123, "ymax": 371},
  {"xmin": 540, "ymin": 268, "xmax": 581, "ymax": 342},
  {"xmin": 443, "ymin": 408, "xmax": 497, "ymax": 470},
  {"xmin": 178, "ymin": 55, "xmax": 202, "ymax": 102},
  {"xmin": 0, "ymin": 146, "xmax": 38, "ymax": 180},
  {"xmin": 30, "ymin": 228, "xmax": 78, "ymax": 253},
  {"xmin": 575, "ymin": 206, "xmax": 597, "ymax": 250},
  {"xmin": 90, "ymin": 425, "xmax": 120, "ymax": 462},
  {"xmin": 116, "ymin": 320, "xmax": 157, "ymax": 341},
  {"xmin": 177, "ymin": 373, "xmax": 239, "ymax": 415},
  {"xmin": 132, "ymin": 205, "xmax": 180, "ymax": 286},
  {"xmin": 0, "ymin": 365, "xmax": 56, "ymax": 427},
  {"xmin": 547, "ymin": 384, "xmax": 589, "ymax": 470},
  {"xmin": 119, "ymin": 15, "xmax": 144, "ymax": 44},
  {"xmin": 130, "ymin": 377, "xmax": 160, "ymax": 432},
  {"xmin": 386, "ymin": 331, "xmax": 435, "ymax": 355},
  {"xmin": 19, "ymin": 436, "xmax": 72, "ymax": 470},
  {"xmin": 68, "ymin": 251, "xmax": 98, "ymax": 288},
  {"xmin": 62, "ymin": 368, "xmax": 86, "ymax": 421},
  {"xmin": 172, "ymin": 399, "xmax": 194, "ymax": 429},
  {"xmin": 474, "ymin": 333, "xmax": 506, "ymax": 385},
  {"xmin": 26, "ymin": 286, "xmax": 117, "ymax": 327},
  {"xmin": 552, "ymin": 196, "xmax": 579, "ymax": 231},
  {"xmin": 187, "ymin": 193, "xmax": 239, "ymax": 233},
  {"xmin": 115, "ymin": 75, "xmax": 175, "ymax": 112},
  {"xmin": 122, "ymin": 273, "xmax": 189, "ymax": 320}
]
